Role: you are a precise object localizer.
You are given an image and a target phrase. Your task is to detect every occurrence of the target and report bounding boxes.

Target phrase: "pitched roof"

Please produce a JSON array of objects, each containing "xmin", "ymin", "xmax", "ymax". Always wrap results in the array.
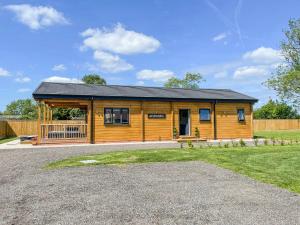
[{"xmin": 33, "ymin": 82, "xmax": 258, "ymax": 103}]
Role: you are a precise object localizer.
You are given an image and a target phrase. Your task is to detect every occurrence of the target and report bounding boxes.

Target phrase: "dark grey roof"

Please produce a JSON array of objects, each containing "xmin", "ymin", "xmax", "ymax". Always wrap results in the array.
[{"xmin": 33, "ymin": 82, "xmax": 258, "ymax": 102}]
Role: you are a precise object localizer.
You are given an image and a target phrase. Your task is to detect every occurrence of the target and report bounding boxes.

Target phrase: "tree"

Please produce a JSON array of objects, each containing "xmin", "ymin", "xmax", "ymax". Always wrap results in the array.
[
  {"xmin": 254, "ymin": 99, "xmax": 299, "ymax": 119},
  {"xmin": 82, "ymin": 74, "xmax": 106, "ymax": 85},
  {"xmin": 265, "ymin": 19, "xmax": 300, "ymax": 108},
  {"xmin": 4, "ymin": 99, "xmax": 37, "ymax": 120},
  {"xmin": 52, "ymin": 108, "xmax": 85, "ymax": 120},
  {"xmin": 164, "ymin": 72, "xmax": 205, "ymax": 89}
]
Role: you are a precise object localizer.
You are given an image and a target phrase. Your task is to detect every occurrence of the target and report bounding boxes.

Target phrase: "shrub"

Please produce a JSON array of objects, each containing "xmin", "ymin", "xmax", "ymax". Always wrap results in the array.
[
  {"xmin": 224, "ymin": 143, "xmax": 229, "ymax": 148},
  {"xmin": 194, "ymin": 127, "xmax": 200, "ymax": 139},
  {"xmin": 280, "ymin": 139, "xmax": 285, "ymax": 146},
  {"xmin": 271, "ymin": 137, "xmax": 276, "ymax": 146},
  {"xmin": 254, "ymin": 138, "xmax": 259, "ymax": 146},
  {"xmin": 232, "ymin": 140, "xmax": 239, "ymax": 147},
  {"xmin": 239, "ymin": 139, "xmax": 246, "ymax": 147},
  {"xmin": 173, "ymin": 128, "xmax": 178, "ymax": 139},
  {"xmin": 264, "ymin": 139, "xmax": 269, "ymax": 146},
  {"xmin": 187, "ymin": 140, "xmax": 194, "ymax": 148}
]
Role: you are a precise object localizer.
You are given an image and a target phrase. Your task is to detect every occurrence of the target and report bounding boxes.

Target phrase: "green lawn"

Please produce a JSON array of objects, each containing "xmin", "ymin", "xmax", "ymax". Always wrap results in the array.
[
  {"xmin": 254, "ymin": 130, "xmax": 300, "ymax": 140},
  {"xmin": 46, "ymin": 145, "xmax": 300, "ymax": 193},
  {"xmin": 0, "ymin": 137, "xmax": 17, "ymax": 144}
]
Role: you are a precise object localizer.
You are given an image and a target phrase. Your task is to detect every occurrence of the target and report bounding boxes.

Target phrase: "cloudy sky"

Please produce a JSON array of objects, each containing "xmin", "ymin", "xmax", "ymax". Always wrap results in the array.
[{"xmin": 0, "ymin": 0, "xmax": 299, "ymax": 110}]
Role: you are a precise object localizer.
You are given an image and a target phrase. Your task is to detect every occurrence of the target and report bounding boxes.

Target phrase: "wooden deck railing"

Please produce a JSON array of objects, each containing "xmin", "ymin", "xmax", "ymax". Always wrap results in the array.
[{"xmin": 41, "ymin": 123, "xmax": 88, "ymax": 143}]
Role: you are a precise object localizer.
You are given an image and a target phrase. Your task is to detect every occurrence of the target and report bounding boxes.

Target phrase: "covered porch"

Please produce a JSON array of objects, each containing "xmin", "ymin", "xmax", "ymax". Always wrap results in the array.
[{"xmin": 36, "ymin": 99, "xmax": 92, "ymax": 144}]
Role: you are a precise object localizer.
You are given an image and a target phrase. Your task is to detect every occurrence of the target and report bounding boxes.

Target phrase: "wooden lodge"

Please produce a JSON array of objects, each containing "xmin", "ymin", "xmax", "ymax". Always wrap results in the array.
[{"xmin": 33, "ymin": 82, "xmax": 258, "ymax": 144}]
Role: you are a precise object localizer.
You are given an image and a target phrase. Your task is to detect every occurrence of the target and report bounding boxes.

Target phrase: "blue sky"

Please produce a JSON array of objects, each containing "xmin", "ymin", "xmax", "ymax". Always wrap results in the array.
[{"xmin": 0, "ymin": 0, "xmax": 299, "ymax": 111}]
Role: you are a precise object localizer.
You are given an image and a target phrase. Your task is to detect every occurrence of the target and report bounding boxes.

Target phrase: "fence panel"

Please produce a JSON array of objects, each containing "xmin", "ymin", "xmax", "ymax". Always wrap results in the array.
[
  {"xmin": 1, "ymin": 120, "xmax": 86, "ymax": 137},
  {"xmin": 253, "ymin": 119, "xmax": 300, "ymax": 131},
  {"xmin": 0, "ymin": 121, "xmax": 6, "ymax": 137}
]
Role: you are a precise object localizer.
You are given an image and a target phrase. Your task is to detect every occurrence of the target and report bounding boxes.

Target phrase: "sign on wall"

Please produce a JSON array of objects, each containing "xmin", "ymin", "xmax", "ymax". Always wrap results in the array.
[{"xmin": 148, "ymin": 114, "xmax": 166, "ymax": 119}]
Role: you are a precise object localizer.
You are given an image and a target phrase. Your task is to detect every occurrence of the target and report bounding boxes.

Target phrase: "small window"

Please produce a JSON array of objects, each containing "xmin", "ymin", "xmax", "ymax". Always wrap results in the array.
[
  {"xmin": 237, "ymin": 109, "xmax": 245, "ymax": 121},
  {"xmin": 104, "ymin": 108, "xmax": 129, "ymax": 124},
  {"xmin": 104, "ymin": 108, "xmax": 112, "ymax": 124},
  {"xmin": 199, "ymin": 109, "xmax": 211, "ymax": 121}
]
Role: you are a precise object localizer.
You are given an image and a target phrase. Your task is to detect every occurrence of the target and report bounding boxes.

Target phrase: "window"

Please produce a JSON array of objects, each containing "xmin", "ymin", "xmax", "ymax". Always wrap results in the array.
[
  {"xmin": 104, "ymin": 108, "xmax": 129, "ymax": 124},
  {"xmin": 237, "ymin": 109, "xmax": 245, "ymax": 121},
  {"xmin": 199, "ymin": 109, "xmax": 211, "ymax": 121}
]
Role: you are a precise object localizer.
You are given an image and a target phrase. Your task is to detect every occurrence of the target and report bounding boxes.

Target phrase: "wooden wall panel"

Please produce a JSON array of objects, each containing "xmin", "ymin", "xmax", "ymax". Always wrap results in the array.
[
  {"xmin": 172, "ymin": 102, "xmax": 214, "ymax": 139},
  {"xmin": 94, "ymin": 100, "xmax": 142, "ymax": 142},
  {"xmin": 143, "ymin": 101, "xmax": 172, "ymax": 141},
  {"xmin": 216, "ymin": 103, "xmax": 252, "ymax": 139},
  {"xmin": 91, "ymin": 100, "xmax": 254, "ymax": 142}
]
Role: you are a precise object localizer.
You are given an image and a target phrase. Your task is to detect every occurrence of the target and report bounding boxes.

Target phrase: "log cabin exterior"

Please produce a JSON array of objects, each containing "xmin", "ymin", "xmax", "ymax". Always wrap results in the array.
[{"xmin": 33, "ymin": 82, "xmax": 257, "ymax": 144}]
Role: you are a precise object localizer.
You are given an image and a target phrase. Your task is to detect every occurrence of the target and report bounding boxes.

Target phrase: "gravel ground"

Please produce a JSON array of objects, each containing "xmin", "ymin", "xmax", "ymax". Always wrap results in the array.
[{"xmin": 0, "ymin": 144, "xmax": 299, "ymax": 225}]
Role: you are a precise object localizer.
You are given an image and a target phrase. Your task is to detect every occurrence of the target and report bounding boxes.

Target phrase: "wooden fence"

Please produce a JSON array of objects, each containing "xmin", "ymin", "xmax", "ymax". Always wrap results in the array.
[
  {"xmin": 253, "ymin": 119, "xmax": 300, "ymax": 131},
  {"xmin": 0, "ymin": 120, "xmax": 86, "ymax": 137}
]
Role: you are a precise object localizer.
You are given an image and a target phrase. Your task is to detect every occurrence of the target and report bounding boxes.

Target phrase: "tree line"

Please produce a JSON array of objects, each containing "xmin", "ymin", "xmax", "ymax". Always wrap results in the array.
[{"xmin": 1, "ymin": 18, "xmax": 299, "ymax": 119}]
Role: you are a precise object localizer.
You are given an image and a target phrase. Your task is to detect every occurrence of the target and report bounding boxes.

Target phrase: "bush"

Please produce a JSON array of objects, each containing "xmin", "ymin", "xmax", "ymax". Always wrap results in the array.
[
  {"xmin": 271, "ymin": 137, "xmax": 276, "ymax": 146},
  {"xmin": 264, "ymin": 139, "xmax": 269, "ymax": 146},
  {"xmin": 254, "ymin": 139, "xmax": 259, "ymax": 146},
  {"xmin": 231, "ymin": 140, "xmax": 239, "ymax": 147},
  {"xmin": 239, "ymin": 139, "xmax": 246, "ymax": 147},
  {"xmin": 224, "ymin": 143, "xmax": 229, "ymax": 148},
  {"xmin": 194, "ymin": 127, "xmax": 200, "ymax": 139},
  {"xmin": 173, "ymin": 128, "xmax": 178, "ymax": 139},
  {"xmin": 187, "ymin": 140, "xmax": 194, "ymax": 148}
]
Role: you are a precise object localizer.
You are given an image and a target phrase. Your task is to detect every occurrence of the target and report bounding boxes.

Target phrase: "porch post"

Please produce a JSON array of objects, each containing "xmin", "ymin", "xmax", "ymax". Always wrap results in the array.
[
  {"xmin": 43, "ymin": 103, "xmax": 46, "ymax": 124},
  {"xmin": 37, "ymin": 102, "xmax": 41, "ymax": 144},
  {"xmin": 90, "ymin": 99, "xmax": 95, "ymax": 144},
  {"xmin": 49, "ymin": 108, "xmax": 53, "ymax": 121}
]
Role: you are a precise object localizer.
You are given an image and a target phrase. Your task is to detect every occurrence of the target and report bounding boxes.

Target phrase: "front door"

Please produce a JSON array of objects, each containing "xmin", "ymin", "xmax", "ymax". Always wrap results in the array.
[{"xmin": 179, "ymin": 109, "xmax": 190, "ymax": 136}]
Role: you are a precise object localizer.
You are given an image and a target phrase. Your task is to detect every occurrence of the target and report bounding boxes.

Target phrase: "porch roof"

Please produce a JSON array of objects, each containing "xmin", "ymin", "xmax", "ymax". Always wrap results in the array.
[{"xmin": 33, "ymin": 82, "xmax": 258, "ymax": 103}]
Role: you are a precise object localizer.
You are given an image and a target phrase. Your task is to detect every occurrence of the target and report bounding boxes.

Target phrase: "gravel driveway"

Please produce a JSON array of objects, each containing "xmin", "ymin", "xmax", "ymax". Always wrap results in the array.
[{"xmin": 0, "ymin": 144, "xmax": 299, "ymax": 225}]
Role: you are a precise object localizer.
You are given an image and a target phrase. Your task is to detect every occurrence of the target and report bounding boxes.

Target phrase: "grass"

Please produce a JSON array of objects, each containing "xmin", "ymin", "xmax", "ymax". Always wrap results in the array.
[
  {"xmin": 0, "ymin": 137, "xmax": 17, "ymax": 144},
  {"xmin": 254, "ymin": 130, "xmax": 300, "ymax": 140},
  {"xmin": 46, "ymin": 145, "xmax": 300, "ymax": 194}
]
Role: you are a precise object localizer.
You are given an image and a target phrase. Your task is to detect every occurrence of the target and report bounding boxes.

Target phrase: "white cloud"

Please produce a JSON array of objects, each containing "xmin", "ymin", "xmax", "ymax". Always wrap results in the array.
[
  {"xmin": 4, "ymin": 4, "xmax": 69, "ymax": 30},
  {"xmin": 212, "ymin": 32, "xmax": 227, "ymax": 41},
  {"xmin": 137, "ymin": 69, "xmax": 175, "ymax": 82},
  {"xmin": 93, "ymin": 51, "xmax": 133, "ymax": 73},
  {"xmin": 44, "ymin": 76, "xmax": 83, "ymax": 83},
  {"xmin": 243, "ymin": 47, "xmax": 284, "ymax": 64},
  {"xmin": 15, "ymin": 76, "xmax": 31, "ymax": 83},
  {"xmin": 52, "ymin": 64, "xmax": 66, "ymax": 71},
  {"xmin": 80, "ymin": 23, "xmax": 160, "ymax": 55},
  {"xmin": 17, "ymin": 88, "xmax": 31, "ymax": 93},
  {"xmin": 214, "ymin": 71, "xmax": 228, "ymax": 78},
  {"xmin": 233, "ymin": 66, "xmax": 268, "ymax": 79},
  {"xmin": 0, "ymin": 67, "xmax": 10, "ymax": 77},
  {"xmin": 80, "ymin": 23, "xmax": 160, "ymax": 73}
]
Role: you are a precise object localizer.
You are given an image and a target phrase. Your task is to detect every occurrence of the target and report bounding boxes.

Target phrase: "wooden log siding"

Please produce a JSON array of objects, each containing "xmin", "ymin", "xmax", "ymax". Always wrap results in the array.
[
  {"xmin": 215, "ymin": 103, "xmax": 252, "ymax": 139},
  {"xmin": 92, "ymin": 100, "xmax": 253, "ymax": 142}
]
